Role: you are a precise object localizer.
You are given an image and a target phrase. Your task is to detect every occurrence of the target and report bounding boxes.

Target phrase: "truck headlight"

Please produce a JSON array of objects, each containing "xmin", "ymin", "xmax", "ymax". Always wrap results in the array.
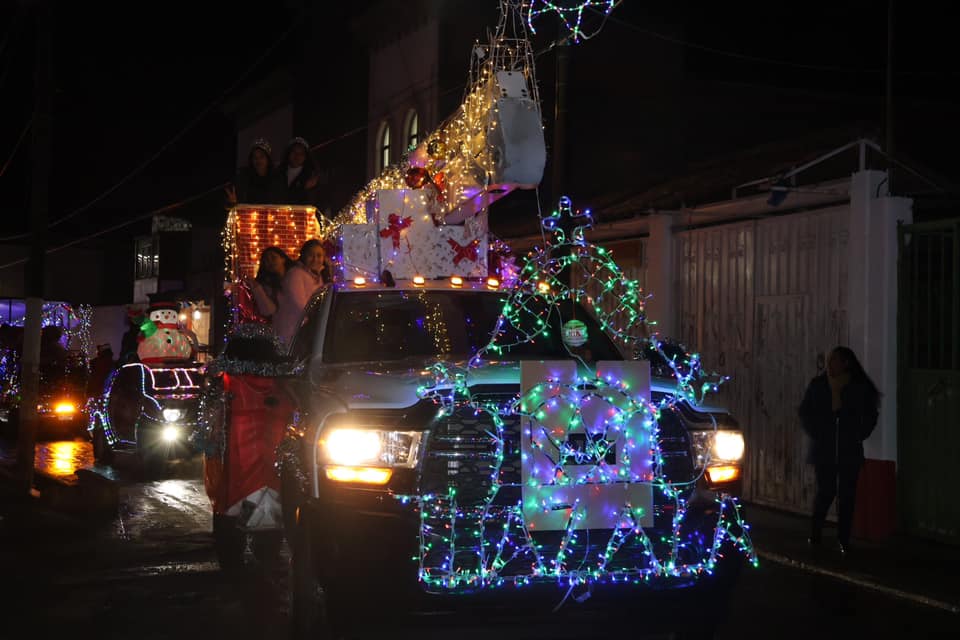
[
  {"xmin": 690, "ymin": 429, "xmax": 745, "ymax": 468},
  {"xmin": 162, "ymin": 408, "xmax": 183, "ymax": 422},
  {"xmin": 319, "ymin": 428, "xmax": 422, "ymax": 482},
  {"xmin": 713, "ymin": 430, "xmax": 745, "ymax": 461}
]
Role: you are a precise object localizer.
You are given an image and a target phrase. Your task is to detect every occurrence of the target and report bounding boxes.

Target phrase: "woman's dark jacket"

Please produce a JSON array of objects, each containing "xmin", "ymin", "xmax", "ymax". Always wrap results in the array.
[
  {"xmin": 232, "ymin": 167, "xmax": 283, "ymax": 205},
  {"xmin": 799, "ymin": 373, "xmax": 879, "ymax": 465},
  {"xmin": 280, "ymin": 164, "xmax": 318, "ymax": 205}
]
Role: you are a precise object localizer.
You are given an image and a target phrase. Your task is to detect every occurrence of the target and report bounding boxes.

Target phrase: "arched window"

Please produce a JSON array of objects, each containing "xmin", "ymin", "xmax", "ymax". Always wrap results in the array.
[
  {"xmin": 405, "ymin": 109, "xmax": 420, "ymax": 150},
  {"xmin": 377, "ymin": 121, "xmax": 391, "ymax": 173}
]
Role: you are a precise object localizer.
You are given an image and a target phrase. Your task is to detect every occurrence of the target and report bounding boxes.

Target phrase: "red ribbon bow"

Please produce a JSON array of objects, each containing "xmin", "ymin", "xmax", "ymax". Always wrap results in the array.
[
  {"xmin": 379, "ymin": 213, "xmax": 413, "ymax": 249},
  {"xmin": 448, "ymin": 237, "xmax": 481, "ymax": 265}
]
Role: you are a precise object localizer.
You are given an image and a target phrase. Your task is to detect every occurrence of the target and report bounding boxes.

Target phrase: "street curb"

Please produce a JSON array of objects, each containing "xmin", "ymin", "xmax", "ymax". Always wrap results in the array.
[{"xmin": 756, "ymin": 549, "xmax": 960, "ymax": 615}]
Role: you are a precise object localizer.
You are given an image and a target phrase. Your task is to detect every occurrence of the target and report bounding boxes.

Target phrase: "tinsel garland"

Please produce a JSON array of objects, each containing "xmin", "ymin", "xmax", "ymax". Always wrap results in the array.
[{"xmin": 194, "ymin": 323, "xmax": 303, "ymax": 457}]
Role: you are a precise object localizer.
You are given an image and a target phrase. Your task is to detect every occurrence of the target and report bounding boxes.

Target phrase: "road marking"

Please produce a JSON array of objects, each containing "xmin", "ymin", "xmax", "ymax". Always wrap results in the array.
[{"xmin": 757, "ymin": 549, "xmax": 960, "ymax": 615}]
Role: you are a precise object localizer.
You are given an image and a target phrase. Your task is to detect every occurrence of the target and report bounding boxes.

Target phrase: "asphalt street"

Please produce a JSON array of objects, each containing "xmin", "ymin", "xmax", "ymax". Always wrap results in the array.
[{"xmin": 2, "ymin": 440, "xmax": 957, "ymax": 639}]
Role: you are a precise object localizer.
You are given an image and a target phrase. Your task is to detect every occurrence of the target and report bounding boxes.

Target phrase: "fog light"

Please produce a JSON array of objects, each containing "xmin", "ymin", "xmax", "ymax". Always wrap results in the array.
[
  {"xmin": 326, "ymin": 466, "xmax": 392, "ymax": 485},
  {"xmin": 705, "ymin": 465, "xmax": 740, "ymax": 485},
  {"xmin": 161, "ymin": 425, "xmax": 180, "ymax": 443},
  {"xmin": 54, "ymin": 402, "xmax": 76, "ymax": 415}
]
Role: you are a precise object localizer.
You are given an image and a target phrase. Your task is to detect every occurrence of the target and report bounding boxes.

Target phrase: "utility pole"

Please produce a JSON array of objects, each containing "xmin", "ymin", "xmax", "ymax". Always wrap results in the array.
[
  {"xmin": 551, "ymin": 40, "xmax": 572, "ymax": 288},
  {"xmin": 551, "ymin": 41, "xmax": 569, "ymax": 205},
  {"xmin": 885, "ymin": 0, "xmax": 895, "ymax": 193},
  {"xmin": 17, "ymin": 0, "xmax": 53, "ymax": 495}
]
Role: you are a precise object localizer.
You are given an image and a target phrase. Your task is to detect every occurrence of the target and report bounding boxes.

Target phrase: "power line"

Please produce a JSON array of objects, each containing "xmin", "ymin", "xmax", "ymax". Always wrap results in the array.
[
  {"xmin": 0, "ymin": 182, "xmax": 227, "ymax": 271},
  {"xmin": 21, "ymin": 10, "xmax": 303, "ymax": 237},
  {"xmin": 0, "ymin": 115, "xmax": 32, "ymax": 180},
  {"xmin": 0, "ymin": 33, "xmax": 559, "ymax": 257}
]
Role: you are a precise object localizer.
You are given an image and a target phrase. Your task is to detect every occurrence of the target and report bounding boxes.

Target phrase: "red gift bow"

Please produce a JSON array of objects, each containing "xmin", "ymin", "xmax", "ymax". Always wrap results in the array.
[
  {"xmin": 448, "ymin": 237, "xmax": 481, "ymax": 265},
  {"xmin": 379, "ymin": 213, "xmax": 413, "ymax": 249}
]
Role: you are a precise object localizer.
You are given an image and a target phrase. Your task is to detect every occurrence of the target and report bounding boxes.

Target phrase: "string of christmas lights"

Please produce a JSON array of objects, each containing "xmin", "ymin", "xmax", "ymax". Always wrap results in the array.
[
  {"xmin": 400, "ymin": 196, "xmax": 753, "ymax": 592},
  {"xmin": 526, "ymin": 0, "xmax": 622, "ymax": 43},
  {"xmin": 334, "ymin": 0, "xmax": 540, "ymax": 227}
]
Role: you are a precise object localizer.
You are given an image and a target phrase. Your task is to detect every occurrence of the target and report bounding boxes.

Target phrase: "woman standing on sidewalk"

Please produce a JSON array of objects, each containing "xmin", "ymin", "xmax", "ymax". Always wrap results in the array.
[{"xmin": 799, "ymin": 346, "xmax": 880, "ymax": 553}]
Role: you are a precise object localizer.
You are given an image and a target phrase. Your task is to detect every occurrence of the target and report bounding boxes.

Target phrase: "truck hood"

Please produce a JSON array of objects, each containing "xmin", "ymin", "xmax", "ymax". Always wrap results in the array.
[
  {"xmin": 311, "ymin": 358, "xmax": 731, "ymax": 415},
  {"xmin": 312, "ymin": 359, "xmax": 519, "ymax": 410}
]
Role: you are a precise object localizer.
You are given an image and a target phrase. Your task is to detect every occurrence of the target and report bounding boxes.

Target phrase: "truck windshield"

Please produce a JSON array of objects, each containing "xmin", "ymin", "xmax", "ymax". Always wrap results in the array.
[{"xmin": 324, "ymin": 290, "xmax": 622, "ymax": 364}]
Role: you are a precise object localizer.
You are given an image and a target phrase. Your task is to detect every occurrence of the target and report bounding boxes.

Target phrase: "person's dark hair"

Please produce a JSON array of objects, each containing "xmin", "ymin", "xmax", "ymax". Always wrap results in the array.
[
  {"xmin": 255, "ymin": 247, "xmax": 293, "ymax": 289},
  {"xmin": 298, "ymin": 239, "xmax": 323, "ymax": 265},
  {"xmin": 282, "ymin": 139, "xmax": 316, "ymax": 174},
  {"xmin": 831, "ymin": 346, "xmax": 881, "ymax": 404}
]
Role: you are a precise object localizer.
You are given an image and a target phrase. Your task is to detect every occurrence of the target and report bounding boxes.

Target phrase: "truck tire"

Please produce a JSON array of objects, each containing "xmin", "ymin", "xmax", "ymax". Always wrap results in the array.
[
  {"xmin": 213, "ymin": 514, "xmax": 245, "ymax": 572},
  {"xmin": 289, "ymin": 521, "xmax": 334, "ymax": 640},
  {"xmin": 92, "ymin": 424, "xmax": 113, "ymax": 464},
  {"xmin": 142, "ymin": 451, "xmax": 166, "ymax": 479},
  {"xmin": 251, "ymin": 530, "xmax": 283, "ymax": 570},
  {"xmin": 669, "ymin": 626, "xmax": 716, "ymax": 640}
]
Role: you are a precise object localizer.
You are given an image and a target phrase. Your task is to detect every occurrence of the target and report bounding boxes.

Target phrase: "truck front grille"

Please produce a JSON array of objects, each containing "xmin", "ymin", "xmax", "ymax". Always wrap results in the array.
[{"xmin": 416, "ymin": 390, "xmax": 701, "ymax": 585}]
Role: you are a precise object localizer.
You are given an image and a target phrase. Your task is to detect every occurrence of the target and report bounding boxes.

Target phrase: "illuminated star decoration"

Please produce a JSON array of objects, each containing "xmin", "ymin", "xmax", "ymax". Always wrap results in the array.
[
  {"xmin": 526, "ymin": 0, "xmax": 622, "ymax": 44},
  {"xmin": 400, "ymin": 196, "xmax": 754, "ymax": 592}
]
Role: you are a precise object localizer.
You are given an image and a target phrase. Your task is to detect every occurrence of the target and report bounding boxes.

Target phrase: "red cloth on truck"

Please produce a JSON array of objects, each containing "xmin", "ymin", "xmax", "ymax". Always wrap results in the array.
[{"xmin": 205, "ymin": 373, "xmax": 292, "ymax": 516}]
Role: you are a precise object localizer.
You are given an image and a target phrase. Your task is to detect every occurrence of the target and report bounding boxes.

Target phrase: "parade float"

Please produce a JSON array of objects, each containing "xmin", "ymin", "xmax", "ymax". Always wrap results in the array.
[
  {"xmin": 0, "ymin": 301, "xmax": 92, "ymax": 437},
  {"xmin": 200, "ymin": 3, "xmax": 755, "ymax": 633},
  {"xmin": 86, "ymin": 301, "xmax": 203, "ymax": 470}
]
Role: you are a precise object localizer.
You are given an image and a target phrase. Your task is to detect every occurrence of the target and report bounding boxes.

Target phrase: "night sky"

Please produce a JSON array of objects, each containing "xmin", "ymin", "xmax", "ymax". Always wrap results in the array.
[{"xmin": 0, "ymin": 1, "xmax": 957, "ymax": 260}]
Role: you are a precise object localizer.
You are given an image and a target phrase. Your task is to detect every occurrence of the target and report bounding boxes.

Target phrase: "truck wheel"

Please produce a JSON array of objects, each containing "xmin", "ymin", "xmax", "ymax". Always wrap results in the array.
[
  {"xmin": 92, "ymin": 425, "xmax": 113, "ymax": 464},
  {"xmin": 669, "ymin": 627, "xmax": 716, "ymax": 640},
  {"xmin": 289, "ymin": 524, "xmax": 334, "ymax": 640},
  {"xmin": 142, "ymin": 451, "xmax": 166, "ymax": 479},
  {"xmin": 213, "ymin": 514, "xmax": 245, "ymax": 572},
  {"xmin": 252, "ymin": 530, "xmax": 283, "ymax": 571}
]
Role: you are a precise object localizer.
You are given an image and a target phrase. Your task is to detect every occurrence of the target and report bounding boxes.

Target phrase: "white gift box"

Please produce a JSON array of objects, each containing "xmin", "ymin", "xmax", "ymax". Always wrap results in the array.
[
  {"xmin": 375, "ymin": 189, "xmax": 488, "ymax": 279},
  {"xmin": 338, "ymin": 222, "xmax": 380, "ymax": 280},
  {"xmin": 338, "ymin": 189, "xmax": 489, "ymax": 281}
]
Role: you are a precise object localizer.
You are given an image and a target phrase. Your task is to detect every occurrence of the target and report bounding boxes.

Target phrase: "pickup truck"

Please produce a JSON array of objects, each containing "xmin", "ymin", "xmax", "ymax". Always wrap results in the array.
[{"xmin": 277, "ymin": 278, "xmax": 753, "ymax": 639}]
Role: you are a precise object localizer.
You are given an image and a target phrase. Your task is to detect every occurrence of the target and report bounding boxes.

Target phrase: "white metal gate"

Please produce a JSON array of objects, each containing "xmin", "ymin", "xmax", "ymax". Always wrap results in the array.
[{"xmin": 674, "ymin": 208, "xmax": 850, "ymax": 512}]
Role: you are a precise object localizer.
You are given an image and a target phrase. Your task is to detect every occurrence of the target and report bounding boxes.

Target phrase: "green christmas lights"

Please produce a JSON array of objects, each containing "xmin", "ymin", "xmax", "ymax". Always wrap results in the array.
[
  {"xmin": 401, "ymin": 197, "xmax": 755, "ymax": 593},
  {"xmin": 526, "ymin": 0, "xmax": 622, "ymax": 44}
]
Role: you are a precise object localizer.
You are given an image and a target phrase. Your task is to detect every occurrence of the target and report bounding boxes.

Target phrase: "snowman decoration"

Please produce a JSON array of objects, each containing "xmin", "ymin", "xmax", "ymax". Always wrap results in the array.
[{"xmin": 136, "ymin": 302, "xmax": 195, "ymax": 364}]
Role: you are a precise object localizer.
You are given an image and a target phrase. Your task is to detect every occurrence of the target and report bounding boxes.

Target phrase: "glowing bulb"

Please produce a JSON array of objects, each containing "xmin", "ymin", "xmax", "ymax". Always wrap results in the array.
[
  {"xmin": 450, "ymin": 276, "xmax": 463, "ymax": 288},
  {"xmin": 486, "ymin": 277, "xmax": 500, "ymax": 289},
  {"xmin": 413, "ymin": 276, "xmax": 425, "ymax": 286},
  {"xmin": 354, "ymin": 277, "xmax": 367, "ymax": 286}
]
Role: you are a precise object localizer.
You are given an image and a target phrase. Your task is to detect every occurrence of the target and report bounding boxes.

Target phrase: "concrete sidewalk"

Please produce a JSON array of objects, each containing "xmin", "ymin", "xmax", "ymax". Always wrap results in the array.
[{"xmin": 746, "ymin": 503, "xmax": 960, "ymax": 614}]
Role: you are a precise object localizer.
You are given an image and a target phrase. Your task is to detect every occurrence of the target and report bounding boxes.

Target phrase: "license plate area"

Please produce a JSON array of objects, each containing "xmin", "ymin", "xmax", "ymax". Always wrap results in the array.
[{"xmin": 520, "ymin": 360, "xmax": 654, "ymax": 531}]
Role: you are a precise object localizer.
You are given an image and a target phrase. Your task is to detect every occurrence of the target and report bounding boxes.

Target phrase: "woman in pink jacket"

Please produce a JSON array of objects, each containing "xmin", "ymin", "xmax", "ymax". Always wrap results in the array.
[{"xmin": 274, "ymin": 239, "xmax": 326, "ymax": 345}]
